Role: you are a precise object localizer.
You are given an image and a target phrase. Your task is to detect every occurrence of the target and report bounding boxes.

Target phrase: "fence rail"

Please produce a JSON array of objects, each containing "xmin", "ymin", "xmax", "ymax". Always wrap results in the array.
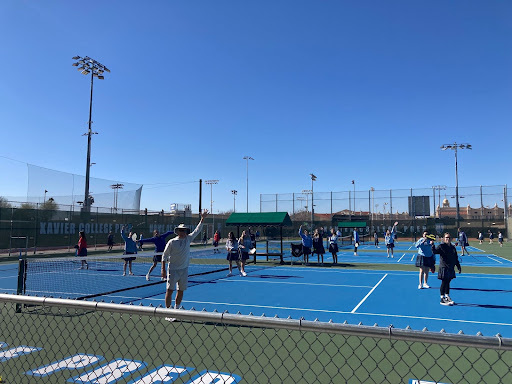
[{"xmin": 1, "ymin": 294, "xmax": 511, "ymax": 383}]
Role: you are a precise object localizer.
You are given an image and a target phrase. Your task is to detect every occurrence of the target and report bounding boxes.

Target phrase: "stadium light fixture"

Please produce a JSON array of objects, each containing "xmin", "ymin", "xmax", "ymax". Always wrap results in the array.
[
  {"xmin": 243, "ymin": 156, "xmax": 254, "ymax": 212},
  {"xmin": 440, "ymin": 142, "xmax": 472, "ymax": 228},
  {"xmin": 72, "ymin": 55, "xmax": 110, "ymax": 212}
]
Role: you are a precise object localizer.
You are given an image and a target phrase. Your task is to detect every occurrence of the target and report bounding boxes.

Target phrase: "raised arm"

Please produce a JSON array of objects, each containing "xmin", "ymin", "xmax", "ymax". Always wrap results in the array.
[{"xmin": 189, "ymin": 210, "xmax": 209, "ymax": 240}]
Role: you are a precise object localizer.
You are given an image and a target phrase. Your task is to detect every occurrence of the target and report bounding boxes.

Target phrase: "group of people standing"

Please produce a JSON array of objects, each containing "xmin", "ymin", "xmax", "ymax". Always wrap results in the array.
[
  {"xmin": 478, "ymin": 230, "xmax": 504, "ymax": 247},
  {"xmin": 415, "ymin": 230, "xmax": 462, "ymax": 306}
]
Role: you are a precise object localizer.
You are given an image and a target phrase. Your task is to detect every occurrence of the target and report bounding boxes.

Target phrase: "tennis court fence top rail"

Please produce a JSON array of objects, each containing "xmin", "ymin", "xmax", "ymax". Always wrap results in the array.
[{"xmin": 2, "ymin": 293, "xmax": 510, "ymax": 351}]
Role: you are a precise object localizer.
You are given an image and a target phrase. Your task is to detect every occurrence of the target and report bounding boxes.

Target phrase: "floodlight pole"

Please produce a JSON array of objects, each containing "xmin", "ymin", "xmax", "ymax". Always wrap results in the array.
[
  {"xmin": 352, "ymin": 180, "xmax": 356, "ymax": 215},
  {"xmin": 440, "ymin": 142, "xmax": 472, "ymax": 228},
  {"xmin": 84, "ymin": 71, "xmax": 94, "ymax": 212},
  {"xmin": 231, "ymin": 190, "xmax": 237, "ymax": 212},
  {"xmin": 205, "ymin": 180, "xmax": 218, "ymax": 234},
  {"xmin": 72, "ymin": 55, "xmax": 110, "ymax": 212},
  {"xmin": 310, "ymin": 174, "xmax": 317, "ymax": 228},
  {"xmin": 243, "ymin": 156, "xmax": 254, "ymax": 212}
]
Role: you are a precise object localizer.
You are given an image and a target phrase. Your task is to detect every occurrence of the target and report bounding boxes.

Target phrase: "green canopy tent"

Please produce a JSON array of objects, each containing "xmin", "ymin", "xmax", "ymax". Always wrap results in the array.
[{"xmin": 225, "ymin": 212, "xmax": 293, "ymax": 264}]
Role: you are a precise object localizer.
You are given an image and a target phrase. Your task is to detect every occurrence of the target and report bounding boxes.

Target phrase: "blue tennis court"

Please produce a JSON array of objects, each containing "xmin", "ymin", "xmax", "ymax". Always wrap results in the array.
[
  {"xmin": 262, "ymin": 240, "xmax": 512, "ymax": 268},
  {"xmin": 2, "ymin": 257, "xmax": 512, "ymax": 338}
]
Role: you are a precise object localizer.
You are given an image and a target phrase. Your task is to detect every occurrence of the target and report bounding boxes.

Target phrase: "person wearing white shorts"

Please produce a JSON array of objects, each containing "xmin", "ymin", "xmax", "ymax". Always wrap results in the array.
[
  {"xmin": 166, "ymin": 268, "xmax": 189, "ymax": 291},
  {"xmin": 161, "ymin": 210, "xmax": 208, "ymax": 320}
]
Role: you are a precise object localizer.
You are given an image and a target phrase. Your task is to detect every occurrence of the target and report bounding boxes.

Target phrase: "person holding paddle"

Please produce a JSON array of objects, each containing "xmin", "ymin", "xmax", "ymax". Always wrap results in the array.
[
  {"xmin": 415, "ymin": 231, "xmax": 436, "ymax": 289},
  {"xmin": 385, "ymin": 222, "xmax": 399, "ymax": 258}
]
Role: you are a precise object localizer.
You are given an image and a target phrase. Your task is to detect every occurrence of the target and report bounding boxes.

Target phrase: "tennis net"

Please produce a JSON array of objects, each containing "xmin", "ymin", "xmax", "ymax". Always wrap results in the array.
[{"xmin": 18, "ymin": 248, "xmax": 232, "ymax": 302}]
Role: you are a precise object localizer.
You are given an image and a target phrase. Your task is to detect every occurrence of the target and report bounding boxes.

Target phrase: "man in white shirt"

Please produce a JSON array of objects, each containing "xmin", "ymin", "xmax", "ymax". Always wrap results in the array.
[{"xmin": 162, "ymin": 210, "xmax": 208, "ymax": 319}]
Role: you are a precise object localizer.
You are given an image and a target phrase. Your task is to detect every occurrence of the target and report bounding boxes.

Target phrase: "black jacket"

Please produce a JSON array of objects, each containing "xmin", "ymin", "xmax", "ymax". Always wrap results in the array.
[{"xmin": 433, "ymin": 243, "xmax": 461, "ymax": 272}]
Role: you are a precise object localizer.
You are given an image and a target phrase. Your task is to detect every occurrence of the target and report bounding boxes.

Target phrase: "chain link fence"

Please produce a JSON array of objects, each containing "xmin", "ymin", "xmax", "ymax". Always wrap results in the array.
[{"xmin": 1, "ymin": 294, "xmax": 511, "ymax": 383}]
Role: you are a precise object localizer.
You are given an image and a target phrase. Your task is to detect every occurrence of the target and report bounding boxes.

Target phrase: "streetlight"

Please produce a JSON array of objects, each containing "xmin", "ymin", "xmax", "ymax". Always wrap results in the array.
[
  {"xmin": 72, "ymin": 55, "xmax": 110, "ymax": 212},
  {"xmin": 441, "ymin": 142, "xmax": 472, "ymax": 227},
  {"xmin": 110, "ymin": 183, "xmax": 124, "ymax": 212},
  {"xmin": 205, "ymin": 180, "xmax": 218, "ymax": 234},
  {"xmin": 44, "ymin": 190, "xmax": 48, "ymax": 203},
  {"xmin": 351, "ymin": 180, "xmax": 356, "ymax": 215},
  {"xmin": 297, "ymin": 196, "xmax": 306, "ymax": 212},
  {"xmin": 243, "ymin": 156, "xmax": 254, "ymax": 212},
  {"xmin": 432, "ymin": 185, "xmax": 447, "ymax": 218},
  {"xmin": 370, "ymin": 187, "xmax": 375, "ymax": 222},
  {"xmin": 310, "ymin": 173, "xmax": 317, "ymax": 228},
  {"xmin": 231, "ymin": 190, "xmax": 237, "ymax": 212}
]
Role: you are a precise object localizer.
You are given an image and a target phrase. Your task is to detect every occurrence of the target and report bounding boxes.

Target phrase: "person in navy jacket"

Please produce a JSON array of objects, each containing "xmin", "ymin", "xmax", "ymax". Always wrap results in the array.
[{"xmin": 139, "ymin": 229, "xmax": 174, "ymax": 281}]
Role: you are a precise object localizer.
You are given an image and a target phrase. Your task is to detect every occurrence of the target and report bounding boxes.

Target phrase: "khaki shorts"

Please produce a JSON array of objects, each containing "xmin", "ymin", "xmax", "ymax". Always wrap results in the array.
[{"xmin": 166, "ymin": 268, "xmax": 188, "ymax": 291}]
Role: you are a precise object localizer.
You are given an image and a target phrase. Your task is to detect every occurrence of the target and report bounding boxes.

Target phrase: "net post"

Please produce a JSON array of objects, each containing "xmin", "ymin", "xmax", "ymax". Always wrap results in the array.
[{"xmin": 16, "ymin": 250, "xmax": 27, "ymax": 313}]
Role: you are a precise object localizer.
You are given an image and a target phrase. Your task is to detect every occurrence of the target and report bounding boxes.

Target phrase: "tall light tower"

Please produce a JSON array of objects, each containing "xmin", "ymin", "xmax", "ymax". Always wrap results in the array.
[
  {"xmin": 432, "ymin": 185, "xmax": 447, "ymax": 218},
  {"xmin": 243, "ymin": 156, "xmax": 254, "ymax": 212},
  {"xmin": 370, "ymin": 187, "xmax": 375, "ymax": 222},
  {"xmin": 205, "ymin": 180, "xmax": 219, "ymax": 233},
  {"xmin": 440, "ymin": 143, "xmax": 472, "ymax": 228},
  {"xmin": 231, "ymin": 190, "xmax": 238, "ymax": 212},
  {"xmin": 72, "ymin": 55, "xmax": 110, "ymax": 212},
  {"xmin": 352, "ymin": 180, "xmax": 356, "ymax": 215},
  {"xmin": 110, "ymin": 183, "xmax": 124, "ymax": 213},
  {"xmin": 310, "ymin": 173, "xmax": 317, "ymax": 228}
]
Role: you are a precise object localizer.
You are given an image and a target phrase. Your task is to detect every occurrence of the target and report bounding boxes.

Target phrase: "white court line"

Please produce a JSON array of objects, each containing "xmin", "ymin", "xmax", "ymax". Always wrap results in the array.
[
  {"xmin": 397, "ymin": 254, "xmax": 405, "ymax": 262},
  {"xmin": 222, "ymin": 279, "xmax": 373, "ymax": 289},
  {"xmin": 160, "ymin": 299, "xmax": 512, "ymax": 329},
  {"xmin": 351, "ymin": 274, "xmax": 388, "ymax": 314},
  {"xmin": 486, "ymin": 256, "xmax": 503, "ymax": 264}
]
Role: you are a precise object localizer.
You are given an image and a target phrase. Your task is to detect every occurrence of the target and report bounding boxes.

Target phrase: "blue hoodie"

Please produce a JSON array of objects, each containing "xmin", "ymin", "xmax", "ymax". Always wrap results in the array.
[
  {"xmin": 299, "ymin": 227, "xmax": 313, "ymax": 248},
  {"xmin": 121, "ymin": 227, "xmax": 138, "ymax": 254}
]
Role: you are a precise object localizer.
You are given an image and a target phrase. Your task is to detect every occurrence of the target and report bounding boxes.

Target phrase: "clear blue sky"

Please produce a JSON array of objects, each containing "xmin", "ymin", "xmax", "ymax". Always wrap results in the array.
[{"xmin": 1, "ymin": 1, "xmax": 511, "ymax": 213}]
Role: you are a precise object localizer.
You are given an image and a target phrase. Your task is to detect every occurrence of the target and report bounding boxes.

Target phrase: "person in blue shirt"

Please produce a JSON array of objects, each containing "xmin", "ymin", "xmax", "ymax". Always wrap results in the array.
[
  {"xmin": 415, "ymin": 231, "xmax": 436, "ymax": 289},
  {"xmin": 139, "ymin": 229, "xmax": 174, "ymax": 281},
  {"xmin": 299, "ymin": 225, "xmax": 312, "ymax": 264},
  {"xmin": 353, "ymin": 228, "xmax": 360, "ymax": 256},
  {"xmin": 457, "ymin": 228, "xmax": 470, "ymax": 256},
  {"xmin": 121, "ymin": 224, "xmax": 138, "ymax": 276},
  {"xmin": 385, "ymin": 221, "xmax": 398, "ymax": 258}
]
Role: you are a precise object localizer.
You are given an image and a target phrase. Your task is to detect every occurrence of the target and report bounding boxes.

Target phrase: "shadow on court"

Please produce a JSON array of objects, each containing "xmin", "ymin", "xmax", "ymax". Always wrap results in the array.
[
  {"xmin": 452, "ymin": 287, "xmax": 512, "ymax": 294},
  {"xmin": 455, "ymin": 302, "xmax": 512, "ymax": 310}
]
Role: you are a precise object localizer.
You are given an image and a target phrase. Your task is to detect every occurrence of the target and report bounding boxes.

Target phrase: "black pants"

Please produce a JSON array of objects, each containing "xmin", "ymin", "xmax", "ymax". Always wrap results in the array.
[{"xmin": 440, "ymin": 279, "xmax": 451, "ymax": 296}]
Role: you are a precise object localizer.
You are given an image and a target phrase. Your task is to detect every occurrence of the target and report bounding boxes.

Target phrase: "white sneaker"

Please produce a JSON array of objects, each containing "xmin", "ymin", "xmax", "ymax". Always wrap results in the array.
[
  {"xmin": 122, "ymin": 272, "xmax": 126, "ymax": 276},
  {"xmin": 418, "ymin": 284, "xmax": 422, "ymax": 289},
  {"xmin": 241, "ymin": 271, "xmax": 247, "ymax": 277},
  {"xmin": 129, "ymin": 272, "xmax": 134, "ymax": 276},
  {"xmin": 146, "ymin": 274, "xmax": 150, "ymax": 281},
  {"xmin": 161, "ymin": 277, "xmax": 166, "ymax": 281},
  {"xmin": 423, "ymin": 283, "xmax": 430, "ymax": 289},
  {"xmin": 445, "ymin": 296, "xmax": 455, "ymax": 305},
  {"xmin": 227, "ymin": 272, "xmax": 233, "ymax": 277}
]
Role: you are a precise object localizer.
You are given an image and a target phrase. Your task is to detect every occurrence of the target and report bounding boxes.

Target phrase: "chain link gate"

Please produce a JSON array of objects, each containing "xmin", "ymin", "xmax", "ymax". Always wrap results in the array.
[{"xmin": 0, "ymin": 294, "xmax": 511, "ymax": 383}]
